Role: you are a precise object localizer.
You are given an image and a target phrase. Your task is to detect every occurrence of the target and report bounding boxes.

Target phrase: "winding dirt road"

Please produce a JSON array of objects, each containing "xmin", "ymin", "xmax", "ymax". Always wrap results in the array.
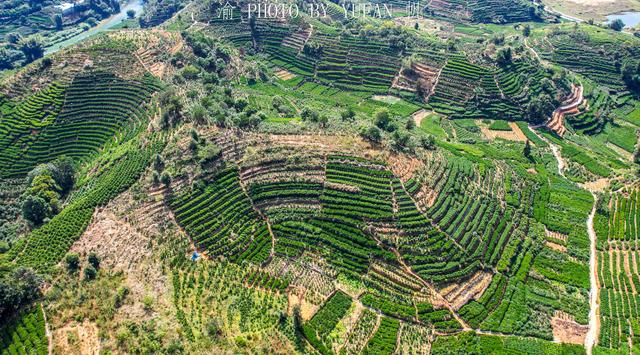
[{"xmin": 530, "ymin": 125, "xmax": 600, "ymax": 353}]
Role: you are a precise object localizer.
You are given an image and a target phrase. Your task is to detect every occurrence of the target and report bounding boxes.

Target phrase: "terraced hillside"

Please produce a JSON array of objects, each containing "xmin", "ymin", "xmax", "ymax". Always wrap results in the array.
[
  {"xmin": 594, "ymin": 188, "xmax": 640, "ymax": 352},
  {"xmin": 2, "ymin": 0, "xmax": 640, "ymax": 353},
  {"xmin": 0, "ymin": 72, "xmax": 160, "ymax": 178},
  {"xmin": 159, "ymin": 129, "xmax": 595, "ymax": 348}
]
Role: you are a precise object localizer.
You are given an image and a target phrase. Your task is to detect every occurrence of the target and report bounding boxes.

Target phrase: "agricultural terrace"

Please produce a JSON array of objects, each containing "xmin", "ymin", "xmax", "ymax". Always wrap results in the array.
[
  {"xmin": 593, "ymin": 188, "xmax": 640, "ymax": 351},
  {"xmin": 2, "ymin": 0, "xmax": 640, "ymax": 353},
  {"xmin": 164, "ymin": 129, "xmax": 596, "ymax": 347},
  {"xmin": 0, "ymin": 72, "xmax": 160, "ymax": 179},
  {"xmin": 195, "ymin": 4, "xmax": 563, "ymax": 124}
]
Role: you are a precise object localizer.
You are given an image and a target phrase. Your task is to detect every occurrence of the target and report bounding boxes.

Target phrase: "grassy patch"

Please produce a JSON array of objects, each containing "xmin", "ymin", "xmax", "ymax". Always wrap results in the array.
[
  {"xmin": 489, "ymin": 120, "xmax": 512, "ymax": 131},
  {"xmin": 419, "ymin": 114, "xmax": 447, "ymax": 138},
  {"xmin": 264, "ymin": 117, "xmax": 301, "ymax": 123},
  {"xmin": 516, "ymin": 122, "xmax": 548, "ymax": 147},
  {"xmin": 622, "ymin": 104, "xmax": 640, "ymax": 127}
]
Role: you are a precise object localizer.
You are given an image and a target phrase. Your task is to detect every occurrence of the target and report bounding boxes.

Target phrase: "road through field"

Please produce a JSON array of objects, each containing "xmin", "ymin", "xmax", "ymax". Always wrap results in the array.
[
  {"xmin": 528, "ymin": 126, "xmax": 566, "ymax": 176},
  {"xmin": 45, "ymin": 0, "xmax": 144, "ymax": 55},
  {"xmin": 530, "ymin": 125, "xmax": 600, "ymax": 352},
  {"xmin": 585, "ymin": 191, "xmax": 599, "ymax": 355}
]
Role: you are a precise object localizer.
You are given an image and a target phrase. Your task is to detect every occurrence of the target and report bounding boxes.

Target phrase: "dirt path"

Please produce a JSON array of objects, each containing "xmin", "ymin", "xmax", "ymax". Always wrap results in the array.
[
  {"xmin": 529, "ymin": 126, "xmax": 566, "ymax": 176},
  {"xmin": 549, "ymin": 142, "xmax": 566, "ymax": 177},
  {"xmin": 544, "ymin": 4, "xmax": 585, "ymax": 23},
  {"xmin": 41, "ymin": 303, "xmax": 52, "ymax": 355},
  {"xmin": 530, "ymin": 124, "xmax": 600, "ymax": 352},
  {"xmin": 585, "ymin": 191, "xmax": 600, "ymax": 355},
  {"xmin": 524, "ymin": 38, "xmax": 542, "ymax": 62},
  {"xmin": 390, "ymin": 245, "xmax": 471, "ymax": 330}
]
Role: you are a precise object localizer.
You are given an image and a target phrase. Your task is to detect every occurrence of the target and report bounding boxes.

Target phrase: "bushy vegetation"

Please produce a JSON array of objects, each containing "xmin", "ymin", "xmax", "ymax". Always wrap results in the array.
[
  {"xmin": 0, "ymin": 306, "xmax": 47, "ymax": 355},
  {"xmin": 432, "ymin": 331, "xmax": 585, "ymax": 354},
  {"xmin": 13, "ymin": 136, "xmax": 164, "ymax": 271}
]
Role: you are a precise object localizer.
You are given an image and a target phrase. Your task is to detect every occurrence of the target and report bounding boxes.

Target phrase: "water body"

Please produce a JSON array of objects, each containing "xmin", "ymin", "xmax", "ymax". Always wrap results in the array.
[
  {"xmin": 605, "ymin": 12, "xmax": 640, "ymax": 29},
  {"xmin": 45, "ymin": 0, "xmax": 144, "ymax": 55}
]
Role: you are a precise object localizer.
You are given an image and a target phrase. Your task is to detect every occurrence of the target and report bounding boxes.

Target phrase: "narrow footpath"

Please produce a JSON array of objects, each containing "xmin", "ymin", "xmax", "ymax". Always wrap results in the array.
[{"xmin": 585, "ymin": 191, "xmax": 599, "ymax": 355}]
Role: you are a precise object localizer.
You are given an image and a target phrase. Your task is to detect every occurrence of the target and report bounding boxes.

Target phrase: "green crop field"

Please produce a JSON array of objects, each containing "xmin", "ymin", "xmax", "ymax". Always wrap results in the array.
[{"xmin": 1, "ymin": 0, "xmax": 640, "ymax": 353}]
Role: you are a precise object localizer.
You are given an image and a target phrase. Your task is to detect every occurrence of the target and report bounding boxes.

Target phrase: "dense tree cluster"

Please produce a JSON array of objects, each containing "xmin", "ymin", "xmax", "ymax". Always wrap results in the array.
[
  {"xmin": 21, "ymin": 157, "xmax": 75, "ymax": 225},
  {"xmin": 0, "ymin": 267, "xmax": 43, "ymax": 318},
  {"xmin": 622, "ymin": 61, "xmax": 640, "ymax": 93}
]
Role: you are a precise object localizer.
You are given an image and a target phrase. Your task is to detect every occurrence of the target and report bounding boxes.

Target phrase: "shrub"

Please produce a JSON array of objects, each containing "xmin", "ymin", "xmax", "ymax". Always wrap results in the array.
[
  {"xmin": 406, "ymin": 118, "xmax": 416, "ymax": 130},
  {"xmin": 114, "ymin": 286, "xmax": 129, "ymax": 308},
  {"xmin": 374, "ymin": 110, "xmax": 391, "ymax": 130},
  {"xmin": 341, "ymin": 108, "xmax": 356, "ymax": 121},
  {"xmin": 88, "ymin": 252, "xmax": 100, "ymax": 269},
  {"xmin": 362, "ymin": 126, "xmax": 383, "ymax": 143},
  {"xmin": 161, "ymin": 172, "xmax": 172, "ymax": 187},
  {"xmin": 182, "ymin": 65, "xmax": 200, "ymax": 80},
  {"xmin": 65, "ymin": 253, "xmax": 80, "ymax": 273},
  {"xmin": 420, "ymin": 135, "xmax": 436, "ymax": 150},
  {"xmin": 0, "ymin": 267, "xmax": 43, "ymax": 317},
  {"xmin": 84, "ymin": 265, "xmax": 97, "ymax": 280},
  {"xmin": 610, "ymin": 19, "xmax": 625, "ymax": 31},
  {"xmin": 21, "ymin": 195, "xmax": 49, "ymax": 225},
  {"xmin": 142, "ymin": 294, "xmax": 154, "ymax": 310},
  {"xmin": 301, "ymin": 107, "xmax": 319, "ymax": 122},
  {"xmin": 18, "ymin": 36, "xmax": 44, "ymax": 63},
  {"xmin": 496, "ymin": 47, "xmax": 512, "ymax": 66}
]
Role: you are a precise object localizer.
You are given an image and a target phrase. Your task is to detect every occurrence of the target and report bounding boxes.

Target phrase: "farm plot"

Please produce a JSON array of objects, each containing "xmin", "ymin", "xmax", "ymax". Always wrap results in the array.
[
  {"xmin": 170, "ymin": 256, "xmax": 288, "ymax": 345},
  {"xmin": 169, "ymin": 168, "xmax": 270, "ymax": 264},
  {"xmin": 401, "ymin": 156, "xmax": 532, "ymax": 283},
  {"xmin": 594, "ymin": 188, "xmax": 640, "ymax": 351},
  {"xmin": 302, "ymin": 290, "xmax": 353, "ymax": 354},
  {"xmin": 165, "ymin": 132, "xmax": 598, "ymax": 344},
  {"xmin": 428, "ymin": 56, "xmax": 522, "ymax": 120},
  {"xmin": 431, "ymin": 331, "xmax": 586, "ymax": 354},
  {"xmin": 0, "ymin": 306, "xmax": 48, "ymax": 355}
]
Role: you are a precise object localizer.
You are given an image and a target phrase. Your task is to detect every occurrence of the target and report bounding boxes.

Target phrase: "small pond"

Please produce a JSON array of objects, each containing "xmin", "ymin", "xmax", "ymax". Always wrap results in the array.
[{"xmin": 605, "ymin": 12, "xmax": 640, "ymax": 29}]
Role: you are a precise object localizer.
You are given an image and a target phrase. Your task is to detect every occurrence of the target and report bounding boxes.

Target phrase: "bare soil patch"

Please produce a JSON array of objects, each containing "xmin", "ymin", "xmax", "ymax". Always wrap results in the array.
[
  {"xmin": 581, "ymin": 178, "xmax": 610, "ymax": 192},
  {"xmin": 546, "ymin": 240, "xmax": 568, "ymax": 253},
  {"xmin": 551, "ymin": 311, "xmax": 589, "ymax": 344},
  {"xmin": 508, "ymin": 122, "xmax": 528, "ymax": 141},
  {"xmin": 477, "ymin": 120, "xmax": 526, "ymax": 142},
  {"xmin": 439, "ymin": 272, "xmax": 493, "ymax": 310},
  {"xmin": 274, "ymin": 69, "xmax": 296, "ymax": 81},
  {"xmin": 71, "ymin": 210, "xmax": 150, "ymax": 271},
  {"xmin": 53, "ymin": 321, "xmax": 100, "ymax": 355},
  {"xmin": 287, "ymin": 287, "xmax": 318, "ymax": 321},
  {"xmin": 411, "ymin": 109, "xmax": 431, "ymax": 127},
  {"xmin": 69, "ymin": 194, "xmax": 177, "ymax": 333},
  {"xmin": 545, "ymin": 228, "xmax": 569, "ymax": 243},
  {"xmin": 387, "ymin": 153, "xmax": 424, "ymax": 183},
  {"xmin": 372, "ymin": 95, "xmax": 402, "ymax": 104}
]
